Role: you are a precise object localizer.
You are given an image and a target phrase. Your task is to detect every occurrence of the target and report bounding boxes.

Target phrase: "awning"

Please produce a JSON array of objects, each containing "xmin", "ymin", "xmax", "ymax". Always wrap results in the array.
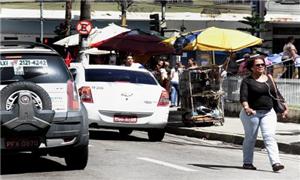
[{"xmin": 265, "ymin": 13, "xmax": 300, "ymax": 23}]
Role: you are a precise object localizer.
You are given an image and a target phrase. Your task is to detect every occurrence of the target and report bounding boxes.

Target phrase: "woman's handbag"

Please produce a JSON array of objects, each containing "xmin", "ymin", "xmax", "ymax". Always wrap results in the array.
[{"xmin": 266, "ymin": 75, "xmax": 286, "ymax": 113}]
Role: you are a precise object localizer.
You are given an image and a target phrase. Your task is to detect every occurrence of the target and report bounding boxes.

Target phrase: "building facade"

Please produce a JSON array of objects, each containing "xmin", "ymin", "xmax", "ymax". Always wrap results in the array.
[{"xmin": 0, "ymin": 0, "xmax": 299, "ymax": 54}]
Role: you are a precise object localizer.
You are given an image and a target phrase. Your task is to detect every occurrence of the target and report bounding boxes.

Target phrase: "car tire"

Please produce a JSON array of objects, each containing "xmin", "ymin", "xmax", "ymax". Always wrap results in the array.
[
  {"xmin": 65, "ymin": 145, "xmax": 88, "ymax": 170},
  {"xmin": 148, "ymin": 129, "xmax": 165, "ymax": 142},
  {"xmin": 119, "ymin": 128, "xmax": 133, "ymax": 136},
  {"xmin": 0, "ymin": 81, "xmax": 52, "ymax": 110}
]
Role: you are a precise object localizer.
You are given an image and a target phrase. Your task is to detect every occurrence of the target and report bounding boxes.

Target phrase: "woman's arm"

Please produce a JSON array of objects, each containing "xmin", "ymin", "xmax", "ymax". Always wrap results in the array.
[
  {"xmin": 289, "ymin": 44, "xmax": 298, "ymax": 60},
  {"xmin": 241, "ymin": 101, "xmax": 256, "ymax": 115},
  {"xmin": 240, "ymin": 78, "xmax": 256, "ymax": 115}
]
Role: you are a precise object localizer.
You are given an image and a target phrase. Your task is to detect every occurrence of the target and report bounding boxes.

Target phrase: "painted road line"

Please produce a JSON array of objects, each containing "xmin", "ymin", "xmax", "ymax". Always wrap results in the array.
[{"xmin": 137, "ymin": 157, "xmax": 198, "ymax": 172}]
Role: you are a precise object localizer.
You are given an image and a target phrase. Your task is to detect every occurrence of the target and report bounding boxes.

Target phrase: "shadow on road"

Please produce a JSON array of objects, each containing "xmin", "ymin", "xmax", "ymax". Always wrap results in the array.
[
  {"xmin": 89, "ymin": 129, "xmax": 148, "ymax": 142},
  {"xmin": 1, "ymin": 153, "xmax": 68, "ymax": 175},
  {"xmin": 189, "ymin": 163, "xmax": 271, "ymax": 172},
  {"xmin": 164, "ymin": 139, "xmax": 242, "ymax": 151}
]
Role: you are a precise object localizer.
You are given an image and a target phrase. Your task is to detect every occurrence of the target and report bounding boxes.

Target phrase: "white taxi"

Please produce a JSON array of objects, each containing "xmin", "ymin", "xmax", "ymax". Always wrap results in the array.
[{"xmin": 70, "ymin": 63, "xmax": 169, "ymax": 141}]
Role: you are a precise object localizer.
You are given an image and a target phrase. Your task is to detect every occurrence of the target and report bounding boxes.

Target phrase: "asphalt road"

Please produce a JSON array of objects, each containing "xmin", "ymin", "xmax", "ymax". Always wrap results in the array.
[{"xmin": 1, "ymin": 129, "xmax": 300, "ymax": 180}]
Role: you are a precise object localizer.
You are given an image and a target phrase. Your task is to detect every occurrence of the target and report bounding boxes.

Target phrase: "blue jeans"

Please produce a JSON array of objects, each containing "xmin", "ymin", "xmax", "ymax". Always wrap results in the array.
[
  {"xmin": 171, "ymin": 82, "xmax": 179, "ymax": 106},
  {"xmin": 239, "ymin": 108, "xmax": 281, "ymax": 166}
]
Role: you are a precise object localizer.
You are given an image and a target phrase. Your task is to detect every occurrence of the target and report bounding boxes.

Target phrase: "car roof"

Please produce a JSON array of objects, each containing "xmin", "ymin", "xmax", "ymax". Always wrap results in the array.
[
  {"xmin": 0, "ymin": 41, "xmax": 59, "ymax": 55},
  {"xmin": 72, "ymin": 63, "xmax": 149, "ymax": 73}
]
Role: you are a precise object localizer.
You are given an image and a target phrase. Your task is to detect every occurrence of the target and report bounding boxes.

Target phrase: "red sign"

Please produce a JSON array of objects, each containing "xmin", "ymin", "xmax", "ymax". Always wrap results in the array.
[{"xmin": 76, "ymin": 20, "xmax": 93, "ymax": 35}]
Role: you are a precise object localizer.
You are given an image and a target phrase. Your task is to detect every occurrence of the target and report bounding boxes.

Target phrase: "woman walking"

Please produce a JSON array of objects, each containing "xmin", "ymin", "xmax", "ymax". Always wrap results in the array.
[{"xmin": 239, "ymin": 56, "xmax": 288, "ymax": 172}]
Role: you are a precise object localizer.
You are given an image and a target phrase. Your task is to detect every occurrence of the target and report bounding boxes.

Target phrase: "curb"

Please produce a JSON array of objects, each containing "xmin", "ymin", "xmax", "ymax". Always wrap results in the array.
[{"xmin": 165, "ymin": 126, "xmax": 300, "ymax": 155}]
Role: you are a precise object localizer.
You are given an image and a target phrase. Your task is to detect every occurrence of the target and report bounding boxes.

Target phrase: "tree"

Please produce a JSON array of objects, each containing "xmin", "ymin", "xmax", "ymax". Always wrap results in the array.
[
  {"xmin": 237, "ymin": 15, "xmax": 266, "ymax": 37},
  {"xmin": 54, "ymin": 0, "xmax": 72, "ymax": 39},
  {"xmin": 64, "ymin": 0, "xmax": 72, "ymax": 37},
  {"xmin": 117, "ymin": 0, "xmax": 133, "ymax": 27}
]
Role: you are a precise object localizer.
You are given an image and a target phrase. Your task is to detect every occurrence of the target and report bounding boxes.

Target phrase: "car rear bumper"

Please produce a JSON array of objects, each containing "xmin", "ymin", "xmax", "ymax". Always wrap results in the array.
[
  {"xmin": 1, "ymin": 111, "xmax": 89, "ymax": 150},
  {"xmin": 87, "ymin": 106, "xmax": 169, "ymax": 129}
]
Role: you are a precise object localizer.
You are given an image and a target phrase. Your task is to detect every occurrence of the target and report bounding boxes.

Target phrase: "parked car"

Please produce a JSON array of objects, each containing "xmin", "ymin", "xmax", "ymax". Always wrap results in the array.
[
  {"xmin": 69, "ymin": 63, "xmax": 169, "ymax": 141},
  {"xmin": 0, "ymin": 41, "xmax": 89, "ymax": 170}
]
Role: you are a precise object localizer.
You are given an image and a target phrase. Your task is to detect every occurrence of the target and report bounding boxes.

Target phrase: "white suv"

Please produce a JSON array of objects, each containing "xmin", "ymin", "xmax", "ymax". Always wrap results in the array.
[
  {"xmin": 70, "ymin": 63, "xmax": 169, "ymax": 141},
  {"xmin": 0, "ymin": 41, "xmax": 89, "ymax": 170}
]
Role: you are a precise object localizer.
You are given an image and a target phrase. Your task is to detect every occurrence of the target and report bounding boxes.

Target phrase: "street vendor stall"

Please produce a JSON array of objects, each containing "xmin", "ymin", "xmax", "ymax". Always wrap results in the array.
[
  {"xmin": 164, "ymin": 27, "xmax": 263, "ymax": 126},
  {"xmin": 180, "ymin": 65, "xmax": 225, "ymax": 126}
]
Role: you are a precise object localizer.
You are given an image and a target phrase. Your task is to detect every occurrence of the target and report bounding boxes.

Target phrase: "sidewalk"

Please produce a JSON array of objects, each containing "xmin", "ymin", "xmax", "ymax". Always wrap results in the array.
[{"xmin": 167, "ymin": 108, "xmax": 300, "ymax": 155}]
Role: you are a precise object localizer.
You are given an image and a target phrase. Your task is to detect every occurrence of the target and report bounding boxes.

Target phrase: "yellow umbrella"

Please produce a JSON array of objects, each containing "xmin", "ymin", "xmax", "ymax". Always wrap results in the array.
[
  {"xmin": 194, "ymin": 27, "xmax": 263, "ymax": 52},
  {"xmin": 163, "ymin": 27, "xmax": 262, "ymax": 52}
]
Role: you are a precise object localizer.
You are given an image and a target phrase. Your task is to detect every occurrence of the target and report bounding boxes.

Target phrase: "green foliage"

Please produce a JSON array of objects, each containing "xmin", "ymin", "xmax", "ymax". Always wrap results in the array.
[
  {"xmin": 54, "ymin": 23, "xmax": 68, "ymax": 37},
  {"xmin": 238, "ymin": 15, "xmax": 266, "ymax": 37}
]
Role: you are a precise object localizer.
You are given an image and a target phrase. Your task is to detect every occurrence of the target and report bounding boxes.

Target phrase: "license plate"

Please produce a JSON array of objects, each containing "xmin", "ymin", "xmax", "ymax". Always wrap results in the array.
[
  {"xmin": 113, "ymin": 115, "xmax": 137, "ymax": 123},
  {"xmin": 5, "ymin": 137, "xmax": 40, "ymax": 149}
]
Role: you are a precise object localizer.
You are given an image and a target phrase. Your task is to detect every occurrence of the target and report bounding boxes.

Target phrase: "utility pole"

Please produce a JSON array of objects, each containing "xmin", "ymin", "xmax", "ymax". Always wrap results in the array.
[
  {"xmin": 120, "ymin": 0, "xmax": 127, "ymax": 27},
  {"xmin": 258, "ymin": 0, "xmax": 266, "ymax": 39},
  {"xmin": 119, "ymin": 0, "xmax": 133, "ymax": 27},
  {"xmin": 160, "ymin": 0, "xmax": 167, "ymax": 36},
  {"xmin": 78, "ymin": 0, "xmax": 91, "ymax": 62},
  {"xmin": 39, "ymin": 0, "xmax": 44, "ymax": 43},
  {"xmin": 64, "ymin": 0, "xmax": 72, "ymax": 37}
]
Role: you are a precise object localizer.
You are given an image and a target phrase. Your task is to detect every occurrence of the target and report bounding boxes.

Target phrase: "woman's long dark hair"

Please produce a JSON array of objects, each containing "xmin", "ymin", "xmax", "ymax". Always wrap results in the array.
[{"xmin": 246, "ymin": 56, "xmax": 266, "ymax": 72}]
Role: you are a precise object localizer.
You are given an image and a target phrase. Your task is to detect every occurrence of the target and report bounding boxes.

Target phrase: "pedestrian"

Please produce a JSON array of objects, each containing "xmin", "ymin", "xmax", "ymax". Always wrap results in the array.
[
  {"xmin": 225, "ymin": 53, "xmax": 238, "ymax": 76},
  {"xmin": 124, "ymin": 55, "xmax": 144, "ymax": 68},
  {"xmin": 170, "ymin": 62, "xmax": 183, "ymax": 107},
  {"xmin": 160, "ymin": 61, "xmax": 171, "ymax": 95},
  {"xmin": 239, "ymin": 56, "xmax": 288, "ymax": 172},
  {"xmin": 281, "ymin": 36, "xmax": 298, "ymax": 78},
  {"xmin": 187, "ymin": 58, "xmax": 198, "ymax": 69},
  {"xmin": 238, "ymin": 53, "xmax": 251, "ymax": 76},
  {"xmin": 224, "ymin": 53, "xmax": 238, "ymax": 102}
]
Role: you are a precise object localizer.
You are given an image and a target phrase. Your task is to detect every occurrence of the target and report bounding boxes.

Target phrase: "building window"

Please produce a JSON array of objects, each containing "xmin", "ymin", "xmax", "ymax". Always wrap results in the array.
[
  {"xmin": 273, "ymin": 27, "xmax": 300, "ymax": 35},
  {"xmin": 4, "ymin": 37, "xmax": 18, "ymax": 40}
]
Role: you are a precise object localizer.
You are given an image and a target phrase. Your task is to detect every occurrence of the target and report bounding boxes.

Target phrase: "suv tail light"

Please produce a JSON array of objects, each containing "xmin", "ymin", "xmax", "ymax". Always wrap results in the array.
[
  {"xmin": 67, "ymin": 80, "xmax": 80, "ymax": 111},
  {"xmin": 79, "ymin": 86, "xmax": 94, "ymax": 103},
  {"xmin": 157, "ymin": 90, "xmax": 169, "ymax": 107}
]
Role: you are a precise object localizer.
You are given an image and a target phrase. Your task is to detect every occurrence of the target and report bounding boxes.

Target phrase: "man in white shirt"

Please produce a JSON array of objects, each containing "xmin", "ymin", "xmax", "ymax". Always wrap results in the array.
[{"xmin": 125, "ymin": 56, "xmax": 144, "ymax": 69}]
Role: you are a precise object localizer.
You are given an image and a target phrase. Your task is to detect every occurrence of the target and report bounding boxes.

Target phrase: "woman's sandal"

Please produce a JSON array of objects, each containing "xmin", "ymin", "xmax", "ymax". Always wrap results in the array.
[
  {"xmin": 243, "ymin": 164, "xmax": 257, "ymax": 170},
  {"xmin": 272, "ymin": 163, "xmax": 284, "ymax": 172}
]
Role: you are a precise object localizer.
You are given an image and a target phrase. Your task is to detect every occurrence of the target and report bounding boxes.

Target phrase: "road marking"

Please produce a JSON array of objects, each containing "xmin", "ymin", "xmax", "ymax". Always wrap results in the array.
[{"xmin": 137, "ymin": 157, "xmax": 198, "ymax": 172}]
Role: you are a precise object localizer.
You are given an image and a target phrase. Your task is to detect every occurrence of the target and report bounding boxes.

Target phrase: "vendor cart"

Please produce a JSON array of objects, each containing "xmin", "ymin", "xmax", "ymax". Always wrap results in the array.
[{"xmin": 179, "ymin": 65, "xmax": 225, "ymax": 126}]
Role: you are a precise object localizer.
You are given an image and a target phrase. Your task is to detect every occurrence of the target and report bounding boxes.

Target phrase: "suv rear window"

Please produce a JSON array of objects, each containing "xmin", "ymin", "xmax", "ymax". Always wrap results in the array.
[
  {"xmin": 0, "ymin": 54, "xmax": 71, "ymax": 84},
  {"xmin": 85, "ymin": 69, "xmax": 157, "ymax": 85}
]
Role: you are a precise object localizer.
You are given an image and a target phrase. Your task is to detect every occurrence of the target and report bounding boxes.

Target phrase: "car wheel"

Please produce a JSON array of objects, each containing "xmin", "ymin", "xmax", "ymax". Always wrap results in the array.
[
  {"xmin": 119, "ymin": 128, "xmax": 133, "ymax": 136},
  {"xmin": 65, "ymin": 145, "xmax": 88, "ymax": 170},
  {"xmin": 0, "ymin": 81, "xmax": 52, "ymax": 111},
  {"xmin": 148, "ymin": 129, "xmax": 165, "ymax": 142}
]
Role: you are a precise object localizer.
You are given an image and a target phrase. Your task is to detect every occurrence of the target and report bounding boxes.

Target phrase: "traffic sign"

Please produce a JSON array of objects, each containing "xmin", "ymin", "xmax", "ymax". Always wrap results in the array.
[{"xmin": 76, "ymin": 20, "xmax": 93, "ymax": 35}]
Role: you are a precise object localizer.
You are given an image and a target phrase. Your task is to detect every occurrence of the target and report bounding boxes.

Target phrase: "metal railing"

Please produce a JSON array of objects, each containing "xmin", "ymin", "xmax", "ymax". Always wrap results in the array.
[{"xmin": 222, "ymin": 64, "xmax": 300, "ymax": 106}]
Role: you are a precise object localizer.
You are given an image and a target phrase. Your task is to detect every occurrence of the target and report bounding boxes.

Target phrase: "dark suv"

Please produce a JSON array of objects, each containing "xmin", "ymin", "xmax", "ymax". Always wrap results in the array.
[{"xmin": 0, "ymin": 41, "xmax": 89, "ymax": 170}]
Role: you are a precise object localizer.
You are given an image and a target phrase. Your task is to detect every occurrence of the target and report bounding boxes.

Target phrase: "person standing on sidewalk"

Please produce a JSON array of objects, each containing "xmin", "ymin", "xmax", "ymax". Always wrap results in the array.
[
  {"xmin": 239, "ymin": 56, "xmax": 288, "ymax": 172},
  {"xmin": 281, "ymin": 36, "xmax": 298, "ymax": 79},
  {"xmin": 170, "ymin": 62, "xmax": 184, "ymax": 107}
]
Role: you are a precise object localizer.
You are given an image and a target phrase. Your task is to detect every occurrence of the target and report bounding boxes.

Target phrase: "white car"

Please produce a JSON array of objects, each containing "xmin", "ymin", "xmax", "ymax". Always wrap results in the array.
[{"xmin": 70, "ymin": 63, "xmax": 169, "ymax": 141}]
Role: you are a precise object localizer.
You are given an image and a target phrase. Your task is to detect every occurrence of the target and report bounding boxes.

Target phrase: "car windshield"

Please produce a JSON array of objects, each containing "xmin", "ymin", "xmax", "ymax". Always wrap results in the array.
[
  {"xmin": 0, "ymin": 54, "xmax": 71, "ymax": 84},
  {"xmin": 85, "ymin": 69, "xmax": 158, "ymax": 85}
]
